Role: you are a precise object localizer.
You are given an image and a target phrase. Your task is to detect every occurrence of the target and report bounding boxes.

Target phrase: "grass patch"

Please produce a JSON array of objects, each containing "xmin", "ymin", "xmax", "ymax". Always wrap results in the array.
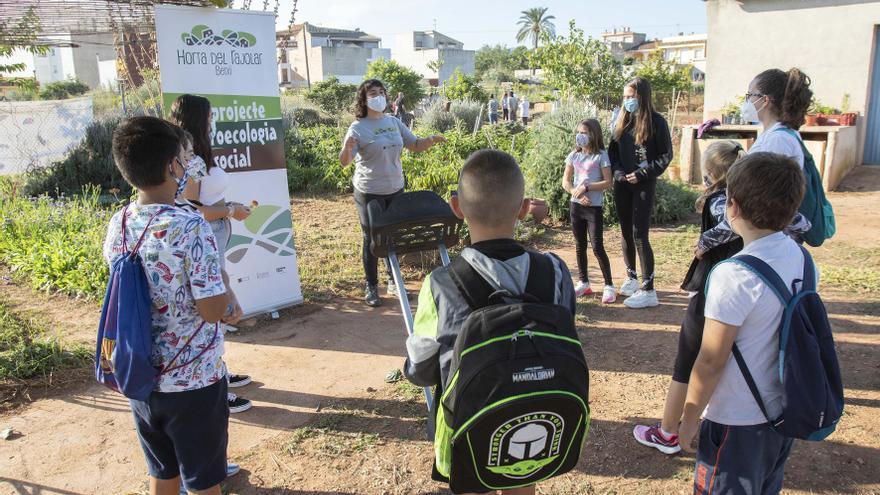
[
  {"xmin": 392, "ymin": 380, "xmax": 426, "ymax": 402},
  {"xmin": 653, "ymin": 224, "xmax": 700, "ymax": 286},
  {"xmin": 0, "ymin": 299, "xmax": 90, "ymax": 387},
  {"xmin": 283, "ymin": 412, "xmax": 382, "ymax": 457}
]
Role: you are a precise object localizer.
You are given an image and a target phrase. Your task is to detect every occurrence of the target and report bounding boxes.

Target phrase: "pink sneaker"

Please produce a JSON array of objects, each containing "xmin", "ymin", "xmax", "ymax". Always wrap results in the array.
[
  {"xmin": 574, "ymin": 281, "xmax": 593, "ymax": 297},
  {"xmin": 601, "ymin": 285, "xmax": 617, "ymax": 304},
  {"xmin": 633, "ymin": 423, "xmax": 681, "ymax": 454}
]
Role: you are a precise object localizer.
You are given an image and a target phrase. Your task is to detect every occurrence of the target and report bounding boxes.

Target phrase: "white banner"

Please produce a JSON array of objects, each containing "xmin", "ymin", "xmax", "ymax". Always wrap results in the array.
[{"xmin": 155, "ymin": 5, "xmax": 303, "ymax": 315}]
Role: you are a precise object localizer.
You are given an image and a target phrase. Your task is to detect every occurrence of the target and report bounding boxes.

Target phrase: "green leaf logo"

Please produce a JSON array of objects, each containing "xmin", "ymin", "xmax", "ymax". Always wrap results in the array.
[
  {"xmin": 226, "ymin": 205, "xmax": 295, "ymax": 264},
  {"xmin": 181, "ymin": 25, "xmax": 257, "ymax": 47}
]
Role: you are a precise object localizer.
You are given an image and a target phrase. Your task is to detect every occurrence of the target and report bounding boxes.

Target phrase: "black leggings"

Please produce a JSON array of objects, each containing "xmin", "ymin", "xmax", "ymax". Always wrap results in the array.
[
  {"xmin": 613, "ymin": 180, "xmax": 656, "ymax": 291},
  {"xmin": 673, "ymin": 292, "xmax": 706, "ymax": 383},
  {"xmin": 354, "ymin": 188, "xmax": 403, "ymax": 286},
  {"xmin": 570, "ymin": 203, "xmax": 613, "ymax": 286}
]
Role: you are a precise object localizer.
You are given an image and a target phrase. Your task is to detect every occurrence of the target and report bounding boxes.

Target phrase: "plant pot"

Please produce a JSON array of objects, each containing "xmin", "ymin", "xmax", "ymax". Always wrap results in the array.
[
  {"xmin": 528, "ymin": 198, "xmax": 550, "ymax": 224},
  {"xmin": 816, "ymin": 115, "xmax": 828, "ymax": 126},
  {"xmin": 841, "ymin": 113, "xmax": 857, "ymax": 126},
  {"xmin": 804, "ymin": 114, "xmax": 819, "ymax": 126}
]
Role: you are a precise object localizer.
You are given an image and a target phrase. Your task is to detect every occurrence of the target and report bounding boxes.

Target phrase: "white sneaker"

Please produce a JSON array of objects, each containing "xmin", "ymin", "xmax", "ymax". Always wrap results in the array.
[
  {"xmin": 387, "ymin": 281, "xmax": 400, "ymax": 297},
  {"xmin": 574, "ymin": 281, "xmax": 593, "ymax": 297},
  {"xmin": 624, "ymin": 289, "xmax": 659, "ymax": 309},
  {"xmin": 601, "ymin": 285, "xmax": 617, "ymax": 304},
  {"xmin": 619, "ymin": 278, "xmax": 640, "ymax": 297}
]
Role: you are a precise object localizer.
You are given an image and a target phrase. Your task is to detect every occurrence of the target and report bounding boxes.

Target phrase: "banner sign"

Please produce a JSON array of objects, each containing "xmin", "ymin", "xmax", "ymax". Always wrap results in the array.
[{"xmin": 156, "ymin": 5, "xmax": 303, "ymax": 315}]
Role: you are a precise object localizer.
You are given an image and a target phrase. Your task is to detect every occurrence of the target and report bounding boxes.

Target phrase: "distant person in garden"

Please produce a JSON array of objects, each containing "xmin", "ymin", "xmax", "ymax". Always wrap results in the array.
[
  {"xmin": 488, "ymin": 94, "xmax": 499, "ymax": 124},
  {"xmin": 501, "ymin": 91, "xmax": 510, "ymax": 121},
  {"xmin": 105, "ymin": 116, "xmax": 232, "ymax": 495},
  {"xmin": 508, "ymin": 91, "xmax": 519, "ymax": 122},
  {"xmin": 170, "ymin": 94, "xmax": 255, "ymax": 416},
  {"xmin": 339, "ymin": 79, "xmax": 447, "ymax": 307},
  {"xmin": 562, "ymin": 119, "xmax": 615, "ymax": 304},
  {"xmin": 394, "ymin": 91, "xmax": 406, "ymax": 119},
  {"xmin": 608, "ymin": 76, "xmax": 673, "ymax": 309},
  {"xmin": 519, "ymin": 95, "xmax": 530, "ymax": 125}
]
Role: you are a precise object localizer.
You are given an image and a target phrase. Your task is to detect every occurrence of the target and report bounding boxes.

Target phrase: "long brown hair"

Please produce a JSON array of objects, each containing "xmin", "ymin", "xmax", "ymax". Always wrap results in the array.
[
  {"xmin": 170, "ymin": 94, "xmax": 213, "ymax": 170},
  {"xmin": 695, "ymin": 140, "xmax": 744, "ymax": 212},
  {"xmin": 613, "ymin": 77, "xmax": 655, "ymax": 145},
  {"xmin": 754, "ymin": 68, "xmax": 812, "ymax": 129},
  {"xmin": 574, "ymin": 119, "xmax": 605, "ymax": 155},
  {"xmin": 355, "ymin": 79, "xmax": 386, "ymax": 119}
]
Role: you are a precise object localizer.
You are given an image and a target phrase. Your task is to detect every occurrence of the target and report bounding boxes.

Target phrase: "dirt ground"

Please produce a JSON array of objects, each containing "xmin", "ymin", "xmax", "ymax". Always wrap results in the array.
[{"xmin": 1, "ymin": 169, "xmax": 879, "ymax": 495}]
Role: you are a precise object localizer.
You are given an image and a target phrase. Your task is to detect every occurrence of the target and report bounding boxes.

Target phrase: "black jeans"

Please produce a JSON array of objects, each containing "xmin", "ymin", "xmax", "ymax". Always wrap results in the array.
[
  {"xmin": 354, "ymin": 188, "xmax": 403, "ymax": 286},
  {"xmin": 613, "ymin": 179, "xmax": 656, "ymax": 290},
  {"xmin": 570, "ymin": 203, "xmax": 613, "ymax": 286}
]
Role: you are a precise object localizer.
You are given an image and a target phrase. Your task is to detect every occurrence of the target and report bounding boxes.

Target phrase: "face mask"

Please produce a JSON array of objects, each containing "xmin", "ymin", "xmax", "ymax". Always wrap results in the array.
[
  {"xmin": 740, "ymin": 97, "xmax": 763, "ymax": 124},
  {"xmin": 367, "ymin": 95, "xmax": 387, "ymax": 113},
  {"xmin": 171, "ymin": 162, "xmax": 188, "ymax": 199},
  {"xmin": 576, "ymin": 133, "xmax": 590, "ymax": 148},
  {"xmin": 703, "ymin": 175, "xmax": 713, "ymax": 188},
  {"xmin": 623, "ymin": 98, "xmax": 639, "ymax": 113}
]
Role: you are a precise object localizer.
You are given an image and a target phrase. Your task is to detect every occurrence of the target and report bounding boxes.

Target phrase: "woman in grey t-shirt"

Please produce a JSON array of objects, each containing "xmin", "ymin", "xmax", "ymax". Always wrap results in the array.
[{"xmin": 339, "ymin": 79, "xmax": 446, "ymax": 307}]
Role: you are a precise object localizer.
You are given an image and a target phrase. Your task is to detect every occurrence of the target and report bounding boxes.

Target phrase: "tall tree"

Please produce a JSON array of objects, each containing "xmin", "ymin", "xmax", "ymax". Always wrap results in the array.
[
  {"xmin": 364, "ymin": 58, "xmax": 426, "ymax": 109},
  {"xmin": 516, "ymin": 7, "xmax": 556, "ymax": 50},
  {"xmin": 0, "ymin": 7, "xmax": 49, "ymax": 93}
]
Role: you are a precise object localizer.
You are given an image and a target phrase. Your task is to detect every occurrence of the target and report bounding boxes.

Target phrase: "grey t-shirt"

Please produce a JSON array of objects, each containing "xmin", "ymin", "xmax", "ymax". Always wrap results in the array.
[
  {"xmin": 488, "ymin": 99, "xmax": 499, "ymax": 113},
  {"xmin": 344, "ymin": 115, "xmax": 418, "ymax": 195},
  {"xmin": 566, "ymin": 150, "xmax": 610, "ymax": 207}
]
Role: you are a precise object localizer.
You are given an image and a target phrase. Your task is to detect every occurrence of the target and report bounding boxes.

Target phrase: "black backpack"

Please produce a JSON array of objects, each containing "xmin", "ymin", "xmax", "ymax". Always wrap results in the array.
[{"xmin": 433, "ymin": 251, "xmax": 590, "ymax": 493}]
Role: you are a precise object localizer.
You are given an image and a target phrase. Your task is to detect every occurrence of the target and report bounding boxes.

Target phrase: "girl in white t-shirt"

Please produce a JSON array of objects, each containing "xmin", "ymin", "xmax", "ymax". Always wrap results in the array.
[{"xmin": 562, "ymin": 119, "xmax": 615, "ymax": 303}]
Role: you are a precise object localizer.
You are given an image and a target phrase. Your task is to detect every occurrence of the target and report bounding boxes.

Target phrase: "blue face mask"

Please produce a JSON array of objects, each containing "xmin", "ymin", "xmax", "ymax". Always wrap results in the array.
[
  {"xmin": 623, "ymin": 98, "xmax": 639, "ymax": 113},
  {"xmin": 576, "ymin": 133, "xmax": 590, "ymax": 148}
]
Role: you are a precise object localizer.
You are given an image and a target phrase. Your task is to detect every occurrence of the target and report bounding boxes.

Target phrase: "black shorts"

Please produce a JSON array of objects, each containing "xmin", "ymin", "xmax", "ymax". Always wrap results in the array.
[
  {"xmin": 129, "ymin": 378, "xmax": 229, "ymax": 491},
  {"xmin": 673, "ymin": 292, "xmax": 706, "ymax": 383}
]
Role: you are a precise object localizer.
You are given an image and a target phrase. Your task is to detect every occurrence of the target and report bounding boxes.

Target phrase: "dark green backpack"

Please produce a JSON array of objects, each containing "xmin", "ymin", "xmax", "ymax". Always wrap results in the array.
[{"xmin": 774, "ymin": 127, "xmax": 836, "ymax": 247}]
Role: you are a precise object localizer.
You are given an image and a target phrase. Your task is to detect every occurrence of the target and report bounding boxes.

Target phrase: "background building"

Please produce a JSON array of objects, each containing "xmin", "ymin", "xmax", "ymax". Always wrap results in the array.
[
  {"xmin": 393, "ymin": 30, "xmax": 475, "ymax": 85},
  {"xmin": 601, "ymin": 28, "xmax": 647, "ymax": 59},
  {"xmin": 277, "ymin": 23, "xmax": 389, "ymax": 89},
  {"xmin": 704, "ymin": 0, "xmax": 880, "ymax": 165}
]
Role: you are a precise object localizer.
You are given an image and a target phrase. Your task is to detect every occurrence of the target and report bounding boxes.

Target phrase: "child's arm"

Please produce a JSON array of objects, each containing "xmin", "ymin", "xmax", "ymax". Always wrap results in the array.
[
  {"xmin": 678, "ymin": 318, "xmax": 740, "ymax": 451},
  {"xmin": 786, "ymin": 212, "xmax": 812, "ymax": 235},
  {"xmin": 588, "ymin": 164, "xmax": 614, "ymax": 192},
  {"xmin": 696, "ymin": 195, "xmax": 740, "ymax": 254},
  {"xmin": 404, "ymin": 274, "xmax": 442, "ymax": 387},
  {"xmin": 186, "ymin": 219, "xmax": 230, "ymax": 323},
  {"xmin": 562, "ymin": 163, "xmax": 581, "ymax": 196}
]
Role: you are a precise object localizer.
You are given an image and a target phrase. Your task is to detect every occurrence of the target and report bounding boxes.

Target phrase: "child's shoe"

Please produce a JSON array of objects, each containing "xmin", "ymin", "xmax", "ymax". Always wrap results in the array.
[
  {"xmin": 228, "ymin": 373, "xmax": 251, "ymax": 388},
  {"xmin": 228, "ymin": 392, "xmax": 252, "ymax": 413},
  {"xmin": 601, "ymin": 285, "xmax": 617, "ymax": 304},
  {"xmin": 624, "ymin": 289, "xmax": 659, "ymax": 308},
  {"xmin": 619, "ymin": 277, "xmax": 640, "ymax": 297},
  {"xmin": 365, "ymin": 284, "xmax": 381, "ymax": 307},
  {"xmin": 387, "ymin": 281, "xmax": 400, "ymax": 297},
  {"xmin": 633, "ymin": 423, "xmax": 681, "ymax": 454},
  {"xmin": 574, "ymin": 281, "xmax": 593, "ymax": 297}
]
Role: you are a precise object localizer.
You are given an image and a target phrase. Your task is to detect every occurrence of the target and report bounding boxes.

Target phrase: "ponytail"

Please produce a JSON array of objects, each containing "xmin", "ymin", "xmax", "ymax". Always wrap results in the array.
[{"xmin": 755, "ymin": 68, "xmax": 813, "ymax": 129}]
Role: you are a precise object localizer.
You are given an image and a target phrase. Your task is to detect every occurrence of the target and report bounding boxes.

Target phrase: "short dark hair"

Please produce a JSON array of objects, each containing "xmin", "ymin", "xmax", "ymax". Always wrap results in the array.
[
  {"xmin": 458, "ymin": 150, "xmax": 524, "ymax": 226},
  {"xmin": 726, "ymin": 152, "xmax": 805, "ymax": 231},
  {"xmin": 355, "ymin": 79, "xmax": 386, "ymax": 118},
  {"xmin": 112, "ymin": 116, "xmax": 182, "ymax": 189}
]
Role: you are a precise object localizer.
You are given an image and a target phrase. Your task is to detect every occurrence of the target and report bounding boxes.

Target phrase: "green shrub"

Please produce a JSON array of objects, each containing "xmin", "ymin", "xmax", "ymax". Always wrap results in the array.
[
  {"xmin": 522, "ymin": 103, "xmax": 697, "ymax": 224},
  {"xmin": 304, "ymin": 76, "xmax": 357, "ymax": 124},
  {"xmin": 442, "ymin": 68, "xmax": 487, "ymax": 103},
  {"xmin": 23, "ymin": 115, "xmax": 127, "ymax": 199},
  {"xmin": 285, "ymin": 125, "xmax": 350, "ymax": 193},
  {"xmin": 417, "ymin": 100, "xmax": 484, "ymax": 133},
  {"xmin": 449, "ymin": 100, "xmax": 483, "ymax": 130},
  {"xmin": 38, "ymin": 79, "xmax": 89, "ymax": 100},
  {"xmin": 282, "ymin": 107, "xmax": 335, "ymax": 129},
  {"xmin": 0, "ymin": 302, "xmax": 90, "ymax": 381},
  {"xmin": 418, "ymin": 106, "xmax": 458, "ymax": 133},
  {"xmin": 0, "ymin": 180, "xmax": 111, "ymax": 299}
]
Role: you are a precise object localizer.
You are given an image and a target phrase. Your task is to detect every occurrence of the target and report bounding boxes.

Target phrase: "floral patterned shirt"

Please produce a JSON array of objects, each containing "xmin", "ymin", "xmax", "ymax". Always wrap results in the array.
[{"xmin": 102, "ymin": 203, "xmax": 227, "ymax": 393}]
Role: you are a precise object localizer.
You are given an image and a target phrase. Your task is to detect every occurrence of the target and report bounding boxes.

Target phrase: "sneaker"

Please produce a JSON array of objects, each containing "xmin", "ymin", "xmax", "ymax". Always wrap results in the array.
[
  {"xmin": 387, "ymin": 281, "xmax": 400, "ymax": 297},
  {"xmin": 574, "ymin": 281, "xmax": 593, "ymax": 297},
  {"xmin": 228, "ymin": 373, "xmax": 251, "ymax": 388},
  {"xmin": 226, "ymin": 462, "xmax": 241, "ymax": 477},
  {"xmin": 619, "ymin": 278, "xmax": 640, "ymax": 297},
  {"xmin": 228, "ymin": 392, "xmax": 252, "ymax": 413},
  {"xmin": 223, "ymin": 323, "xmax": 238, "ymax": 333},
  {"xmin": 624, "ymin": 289, "xmax": 659, "ymax": 309},
  {"xmin": 633, "ymin": 423, "xmax": 681, "ymax": 455},
  {"xmin": 601, "ymin": 285, "xmax": 617, "ymax": 304},
  {"xmin": 365, "ymin": 284, "xmax": 381, "ymax": 307}
]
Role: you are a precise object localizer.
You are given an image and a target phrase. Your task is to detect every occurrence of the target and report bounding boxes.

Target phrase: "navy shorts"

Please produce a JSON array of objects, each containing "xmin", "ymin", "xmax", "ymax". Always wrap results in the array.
[
  {"xmin": 129, "ymin": 378, "xmax": 229, "ymax": 491},
  {"xmin": 694, "ymin": 419, "xmax": 794, "ymax": 495}
]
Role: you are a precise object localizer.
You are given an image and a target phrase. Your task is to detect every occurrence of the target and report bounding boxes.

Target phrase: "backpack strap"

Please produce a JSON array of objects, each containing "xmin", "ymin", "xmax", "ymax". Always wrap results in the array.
[
  {"xmin": 728, "ymin": 255, "xmax": 793, "ymax": 305},
  {"xmin": 731, "ymin": 343, "xmax": 779, "ymax": 427},
  {"xmin": 160, "ymin": 321, "xmax": 220, "ymax": 375},
  {"xmin": 122, "ymin": 205, "xmax": 173, "ymax": 259},
  {"xmin": 799, "ymin": 245, "xmax": 817, "ymax": 292},
  {"xmin": 449, "ymin": 250, "xmax": 555, "ymax": 310}
]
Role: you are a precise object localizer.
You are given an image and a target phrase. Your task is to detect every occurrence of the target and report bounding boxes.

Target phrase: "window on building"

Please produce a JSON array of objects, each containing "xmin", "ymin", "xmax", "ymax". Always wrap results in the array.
[{"xmin": 696, "ymin": 48, "xmax": 705, "ymax": 59}]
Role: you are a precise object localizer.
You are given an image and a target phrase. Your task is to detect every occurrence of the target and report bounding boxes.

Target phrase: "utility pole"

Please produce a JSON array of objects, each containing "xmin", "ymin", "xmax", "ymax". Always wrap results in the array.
[{"xmin": 302, "ymin": 23, "xmax": 311, "ymax": 89}]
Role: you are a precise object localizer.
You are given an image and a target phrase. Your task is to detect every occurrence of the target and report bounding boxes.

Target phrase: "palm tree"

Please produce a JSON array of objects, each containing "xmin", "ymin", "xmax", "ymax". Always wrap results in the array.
[{"xmin": 516, "ymin": 7, "xmax": 556, "ymax": 50}]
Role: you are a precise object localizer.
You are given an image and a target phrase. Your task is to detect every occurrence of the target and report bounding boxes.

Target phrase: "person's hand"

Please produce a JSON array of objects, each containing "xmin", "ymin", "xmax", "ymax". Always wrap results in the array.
[
  {"xmin": 222, "ymin": 295, "xmax": 243, "ymax": 325},
  {"xmin": 431, "ymin": 135, "xmax": 447, "ymax": 145},
  {"xmin": 694, "ymin": 245, "xmax": 706, "ymax": 260},
  {"xmin": 231, "ymin": 204, "xmax": 251, "ymax": 221},
  {"xmin": 343, "ymin": 135, "xmax": 358, "ymax": 152},
  {"xmin": 572, "ymin": 184, "xmax": 587, "ymax": 199},
  {"xmin": 579, "ymin": 196, "xmax": 592, "ymax": 206},
  {"xmin": 678, "ymin": 417, "xmax": 700, "ymax": 453},
  {"xmin": 625, "ymin": 172, "xmax": 639, "ymax": 184}
]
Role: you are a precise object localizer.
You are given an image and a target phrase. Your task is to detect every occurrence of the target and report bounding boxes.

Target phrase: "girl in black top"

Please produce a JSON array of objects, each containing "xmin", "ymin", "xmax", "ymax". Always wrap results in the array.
[{"xmin": 608, "ymin": 77, "xmax": 673, "ymax": 309}]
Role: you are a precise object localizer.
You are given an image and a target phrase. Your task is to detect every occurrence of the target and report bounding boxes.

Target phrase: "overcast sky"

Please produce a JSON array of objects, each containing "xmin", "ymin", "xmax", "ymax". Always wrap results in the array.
[{"xmin": 271, "ymin": 0, "xmax": 707, "ymax": 51}]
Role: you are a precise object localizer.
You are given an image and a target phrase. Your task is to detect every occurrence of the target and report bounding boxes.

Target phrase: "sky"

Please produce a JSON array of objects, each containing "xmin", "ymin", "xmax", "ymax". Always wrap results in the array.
[{"xmin": 271, "ymin": 0, "xmax": 707, "ymax": 51}]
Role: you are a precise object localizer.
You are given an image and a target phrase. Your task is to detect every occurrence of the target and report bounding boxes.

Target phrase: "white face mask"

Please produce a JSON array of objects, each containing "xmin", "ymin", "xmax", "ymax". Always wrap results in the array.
[
  {"xmin": 367, "ymin": 95, "xmax": 387, "ymax": 113},
  {"xmin": 740, "ymin": 97, "xmax": 764, "ymax": 124}
]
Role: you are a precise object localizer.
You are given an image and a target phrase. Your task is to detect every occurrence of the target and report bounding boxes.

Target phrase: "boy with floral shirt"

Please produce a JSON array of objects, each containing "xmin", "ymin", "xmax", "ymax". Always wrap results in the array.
[{"xmin": 103, "ymin": 116, "xmax": 231, "ymax": 495}]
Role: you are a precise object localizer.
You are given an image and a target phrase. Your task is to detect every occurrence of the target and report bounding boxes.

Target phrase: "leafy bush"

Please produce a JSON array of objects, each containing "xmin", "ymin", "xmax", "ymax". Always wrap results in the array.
[
  {"xmin": 418, "ymin": 100, "xmax": 484, "ymax": 133},
  {"xmin": 285, "ymin": 125, "xmax": 350, "ymax": 193},
  {"xmin": 522, "ymin": 103, "xmax": 697, "ymax": 224},
  {"xmin": 38, "ymin": 79, "xmax": 89, "ymax": 100},
  {"xmin": 24, "ymin": 115, "xmax": 128, "ymax": 199},
  {"xmin": 304, "ymin": 76, "xmax": 357, "ymax": 124},
  {"xmin": 283, "ymin": 106, "xmax": 335, "ymax": 129},
  {"xmin": 365, "ymin": 58, "xmax": 426, "ymax": 110},
  {"xmin": 0, "ymin": 180, "xmax": 111, "ymax": 299},
  {"xmin": 418, "ymin": 106, "xmax": 459, "ymax": 133},
  {"xmin": 442, "ymin": 69, "xmax": 487, "ymax": 103},
  {"xmin": 449, "ymin": 100, "xmax": 483, "ymax": 130}
]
